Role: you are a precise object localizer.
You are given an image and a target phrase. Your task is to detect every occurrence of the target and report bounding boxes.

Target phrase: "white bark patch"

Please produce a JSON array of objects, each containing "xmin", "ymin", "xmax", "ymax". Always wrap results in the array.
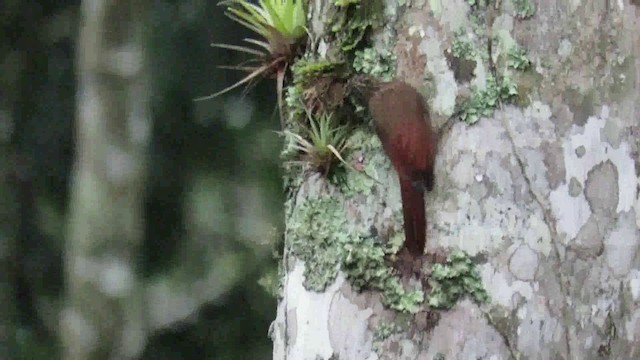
[
  {"xmin": 450, "ymin": 118, "xmax": 510, "ymax": 164},
  {"xmin": 286, "ymin": 262, "xmax": 345, "ymax": 359},
  {"xmin": 328, "ymin": 292, "xmax": 375, "ymax": 360},
  {"xmin": 434, "ymin": 118, "xmax": 553, "ymax": 255},
  {"xmin": 418, "ymin": 27, "xmax": 458, "ymax": 116},
  {"xmin": 427, "ymin": 0, "xmax": 470, "ymax": 30},
  {"xmin": 516, "ymin": 297, "xmax": 562, "ymax": 359},
  {"xmin": 629, "ymin": 269, "xmax": 640, "ymax": 301},
  {"xmin": 524, "ymin": 215, "xmax": 553, "ymax": 256},
  {"xmin": 509, "ymin": 245, "xmax": 539, "ymax": 281},
  {"xmin": 426, "ymin": 300, "xmax": 508, "ymax": 358},
  {"xmin": 436, "ymin": 191, "xmax": 499, "ymax": 254},
  {"xmin": 513, "ymin": 102, "xmax": 556, "ymax": 148},
  {"xmin": 625, "ymin": 309, "xmax": 640, "ymax": 341},
  {"xmin": 482, "ymin": 264, "xmax": 534, "ymax": 308},
  {"xmin": 604, "ymin": 212, "xmax": 640, "ymax": 277},
  {"xmin": 450, "ymin": 155, "xmax": 475, "ymax": 189},
  {"xmin": 635, "ymin": 192, "xmax": 640, "ymax": 228},
  {"xmin": 568, "ymin": 0, "xmax": 581, "ymax": 13},
  {"xmin": 550, "ymin": 110, "xmax": 637, "ymax": 239},
  {"xmin": 502, "ymin": 103, "xmax": 556, "ymax": 196},
  {"xmin": 557, "ymin": 39, "xmax": 573, "ymax": 60},
  {"xmin": 549, "ymin": 185, "xmax": 591, "ymax": 241}
]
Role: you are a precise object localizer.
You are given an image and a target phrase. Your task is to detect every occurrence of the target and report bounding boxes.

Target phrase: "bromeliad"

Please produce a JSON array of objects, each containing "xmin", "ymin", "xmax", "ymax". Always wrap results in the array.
[{"xmin": 197, "ymin": 0, "xmax": 308, "ymax": 127}]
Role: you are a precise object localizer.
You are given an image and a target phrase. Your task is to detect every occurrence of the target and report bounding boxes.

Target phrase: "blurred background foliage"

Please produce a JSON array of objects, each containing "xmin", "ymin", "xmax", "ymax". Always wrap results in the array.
[{"xmin": 1, "ymin": 0, "xmax": 283, "ymax": 358}]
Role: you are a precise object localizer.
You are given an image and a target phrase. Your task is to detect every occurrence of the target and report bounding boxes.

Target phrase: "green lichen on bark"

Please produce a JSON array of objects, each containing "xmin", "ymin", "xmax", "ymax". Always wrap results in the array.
[
  {"xmin": 286, "ymin": 195, "xmax": 424, "ymax": 313},
  {"xmin": 506, "ymin": 45, "xmax": 531, "ymax": 70},
  {"xmin": 328, "ymin": 0, "xmax": 385, "ymax": 51},
  {"xmin": 512, "ymin": 0, "xmax": 535, "ymax": 19},
  {"xmin": 343, "ymin": 236, "xmax": 424, "ymax": 313},
  {"xmin": 372, "ymin": 320, "xmax": 403, "ymax": 354},
  {"xmin": 451, "ymin": 31, "xmax": 477, "ymax": 60},
  {"xmin": 258, "ymin": 226, "xmax": 287, "ymax": 299},
  {"xmin": 352, "ymin": 47, "xmax": 397, "ymax": 81},
  {"xmin": 427, "ymin": 250, "xmax": 490, "ymax": 309},
  {"xmin": 287, "ymin": 196, "xmax": 348, "ymax": 291},
  {"xmin": 291, "ymin": 57, "xmax": 343, "ymax": 87},
  {"xmin": 456, "ymin": 75, "xmax": 518, "ymax": 124},
  {"xmin": 333, "ymin": 129, "xmax": 387, "ymax": 197},
  {"xmin": 258, "ymin": 259, "xmax": 285, "ymax": 298},
  {"xmin": 448, "ymin": 2, "xmax": 535, "ymax": 123},
  {"xmin": 284, "ymin": 57, "xmax": 345, "ymax": 123}
]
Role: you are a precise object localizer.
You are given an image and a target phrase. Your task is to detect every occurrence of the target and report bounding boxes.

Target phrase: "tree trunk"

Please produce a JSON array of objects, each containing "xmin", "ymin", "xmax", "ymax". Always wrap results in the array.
[
  {"xmin": 0, "ymin": 101, "xmax": 18, "ymax": 356},
  {"xmin": 60, "ymin": 1, "xmax": 151, "ymax": 359},
  {"xmin": 272, "ymin": 1, "xmax": 640, "ymax": 359}
]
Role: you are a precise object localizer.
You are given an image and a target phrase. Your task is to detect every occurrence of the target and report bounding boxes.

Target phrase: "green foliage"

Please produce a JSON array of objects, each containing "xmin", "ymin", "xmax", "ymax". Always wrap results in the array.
[
  {"xmin": 427, "ymin": 250, "xmax": 490, "ymax": 309},
  {"xmin": 506, "ymin": 45, "xmax": 531, "ymax": 70},
  {"xmin": 221, "ymin": 0, "xmax": 307, "ymax": 40},
  {"xmin": 457, "ymin": 75, "xmax": 518, "ymax": 124},
  {"xmin": 282, "ymin": 112, "xmax": 351, "ymax": 175},
  {"xmin": 352, "ymin": 47, "xmax": 397, "ymax": 81},
  {"xmin": 198, "ymin": 0, "xmax": 308, "ymax": 110},
  {"xmin": 329, "ymin": 0, "xmax": 384, "ymax": 51},
  {"xmin": 513, "ymin": 0, "xmax": 535, "ymax": 19}
]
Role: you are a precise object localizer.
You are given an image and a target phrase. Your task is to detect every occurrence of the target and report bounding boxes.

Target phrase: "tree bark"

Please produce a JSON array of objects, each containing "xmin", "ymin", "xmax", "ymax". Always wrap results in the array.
[
  {"xmin": 61, "ymin": 1, "xmax": 151, "ymax": 359},
  {"xmin": 272, "ymin": 1, "xmax": 640, "ymax": 359}
]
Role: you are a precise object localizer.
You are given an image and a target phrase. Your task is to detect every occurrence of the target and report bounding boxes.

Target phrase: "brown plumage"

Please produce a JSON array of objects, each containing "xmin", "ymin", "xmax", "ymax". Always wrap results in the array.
[{"xmin": 367, "ymin": 80, "xmax": 437, "ymax": 256}]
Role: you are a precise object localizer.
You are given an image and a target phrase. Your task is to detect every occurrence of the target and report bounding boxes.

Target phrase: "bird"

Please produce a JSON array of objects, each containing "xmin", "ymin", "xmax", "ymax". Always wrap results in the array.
[{"xmin": 350, "ymin": 76, "xmax": 437, "ymax": 257}]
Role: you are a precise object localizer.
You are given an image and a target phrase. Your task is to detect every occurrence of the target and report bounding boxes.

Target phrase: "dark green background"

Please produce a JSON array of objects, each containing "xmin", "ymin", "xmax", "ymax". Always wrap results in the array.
[{"xmin": 1, "ymin": 0, "xmax": 282, "ymax": 358}]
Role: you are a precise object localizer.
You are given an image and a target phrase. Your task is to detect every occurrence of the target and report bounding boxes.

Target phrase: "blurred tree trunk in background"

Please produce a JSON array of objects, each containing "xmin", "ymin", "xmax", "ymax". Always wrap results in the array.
[
  {"xmin": 0, "ymin": 100, "xmax": 18, "ymax": 356},
  {"xmin": 272, "ymin": 1, "xmax": 640, "ymax": 359},
  {"xmin": 61, "ymin": 1, "xmax": 151, "ymax": 359}
]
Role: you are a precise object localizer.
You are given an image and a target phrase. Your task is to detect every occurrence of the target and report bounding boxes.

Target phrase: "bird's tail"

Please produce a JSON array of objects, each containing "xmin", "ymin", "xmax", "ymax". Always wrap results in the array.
[{"xmin": 399, "ymin": 177, "xmax": 426, "ymax": 256}]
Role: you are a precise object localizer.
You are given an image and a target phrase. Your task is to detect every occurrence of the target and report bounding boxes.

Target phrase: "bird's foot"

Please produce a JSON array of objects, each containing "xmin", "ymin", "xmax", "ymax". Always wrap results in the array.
[{"xmin": 393, "ymin": 248, "xmax": 428, "ymax": 281}]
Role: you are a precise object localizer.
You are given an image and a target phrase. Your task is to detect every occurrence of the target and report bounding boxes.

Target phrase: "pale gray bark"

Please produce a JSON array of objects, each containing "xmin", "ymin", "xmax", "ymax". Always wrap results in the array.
[
  {"xmin": 61, "ymin": 1, "xmax": 151, "ymax": 359},
  {"xmin": 273, "ymin": 1, "xmax": 640, "ymax": 359}
]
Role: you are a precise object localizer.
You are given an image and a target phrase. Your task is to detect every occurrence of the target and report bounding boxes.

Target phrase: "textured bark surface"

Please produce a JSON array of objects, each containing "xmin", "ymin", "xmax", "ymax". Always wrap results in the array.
[
  {"xmin": 273, "ymin": 1, "xmax": 640, "ymax": 359},
  {"xmin": 60, "ymin": 1, "xmax": 151, "ymax": 359}
]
